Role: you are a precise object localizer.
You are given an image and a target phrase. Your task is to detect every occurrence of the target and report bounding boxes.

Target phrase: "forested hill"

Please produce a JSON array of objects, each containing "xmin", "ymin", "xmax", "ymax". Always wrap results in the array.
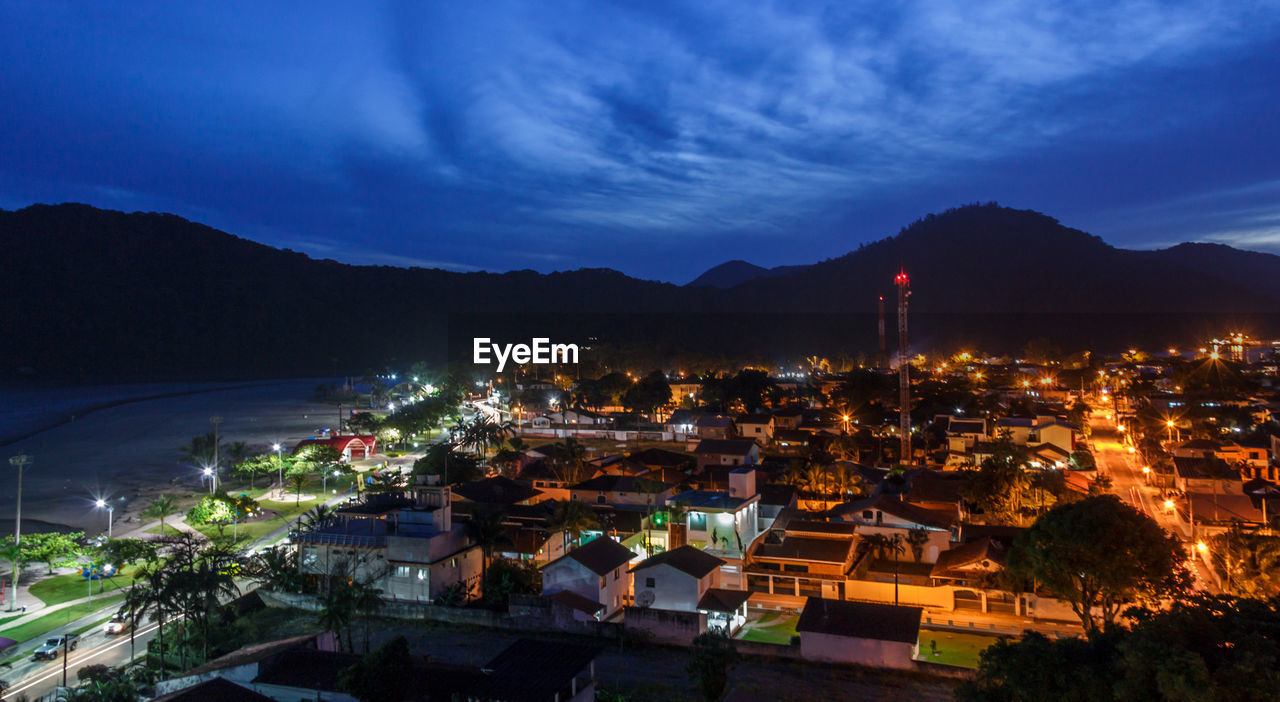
[{"xmin": 2, "ymin": 202, "xmax": 1277, "ymax": 379}]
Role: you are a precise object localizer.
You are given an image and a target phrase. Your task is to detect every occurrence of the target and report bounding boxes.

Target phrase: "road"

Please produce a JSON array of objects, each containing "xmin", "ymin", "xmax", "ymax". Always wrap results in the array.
[
  {"xmin": 1089, "ymin": 414, "xmax": 1184, "ymax": 537},
  {"xmin": 1, "ymin": 615, "xmax": 162, "ymax": 701},
  {"xmin": 1090, "ymin": 411, "xmax": 1219, "ymax": 593}
]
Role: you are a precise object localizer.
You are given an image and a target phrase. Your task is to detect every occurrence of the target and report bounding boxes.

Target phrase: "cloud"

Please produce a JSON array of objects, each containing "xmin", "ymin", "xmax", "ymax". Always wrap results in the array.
[{"xmin": 2, "ymin": 0, "xmax": 1280, "ymax": 279}]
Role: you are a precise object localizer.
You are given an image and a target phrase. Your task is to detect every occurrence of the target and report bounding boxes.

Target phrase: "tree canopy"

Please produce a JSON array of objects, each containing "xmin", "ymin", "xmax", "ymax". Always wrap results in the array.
[
  {"xmin": 1006, "ymin": 495, "xmax": 1190, "ymax": 634},
  {"xmin": 959, "ymin": 595, "xmax": 1280, "ymax": 702}
]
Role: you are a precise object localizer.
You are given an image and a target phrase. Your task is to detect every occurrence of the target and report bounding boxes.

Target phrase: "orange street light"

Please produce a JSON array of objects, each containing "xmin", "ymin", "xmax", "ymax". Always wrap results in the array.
[
  {"xmin": 1196, "ymin": 541, "xmax": 1208, "ymax": 554},
  {"xmin": 1164, "ymin": 499, "xmax": 1175, "ymax": 510}
]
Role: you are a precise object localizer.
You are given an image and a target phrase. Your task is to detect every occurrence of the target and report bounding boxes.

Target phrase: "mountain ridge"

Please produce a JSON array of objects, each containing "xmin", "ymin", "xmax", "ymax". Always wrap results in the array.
[{"xmin": 2, "ymin": 202, "xmax": 1278, "ymax": 379}]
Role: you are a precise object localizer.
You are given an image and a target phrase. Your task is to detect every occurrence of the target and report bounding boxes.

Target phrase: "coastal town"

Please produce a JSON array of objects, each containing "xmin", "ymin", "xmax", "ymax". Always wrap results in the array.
[{"xmin": 2, "ymin": 321, "xmax": 1278, "ymax": 700}]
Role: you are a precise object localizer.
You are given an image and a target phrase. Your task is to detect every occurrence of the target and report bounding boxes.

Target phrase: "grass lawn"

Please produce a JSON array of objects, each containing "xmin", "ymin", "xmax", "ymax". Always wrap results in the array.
[
  {"xmin": 27, "ymin": 565, "xmax": 144, "ymax": 607},
  {"xmin": 0, "ymin": 593, "xmax": 126, "ymax": 659},
  {"xmin": 143, "ymin": 486, "xmax": 329, "ymax": 545},
  {"xmin": 738, "ymin": 612, "xmax": 799, "ymax": 645},
  {"xmin": 917, "ymin": 628, "xmax": 1006, "ymax": 668},
  {"xmin": 191, "ymin": 488, "xmax": 324, "ymax": 545}
]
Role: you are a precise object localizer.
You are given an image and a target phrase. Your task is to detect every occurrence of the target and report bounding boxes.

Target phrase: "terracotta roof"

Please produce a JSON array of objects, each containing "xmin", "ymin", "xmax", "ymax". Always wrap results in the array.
[
  {"xmin": 796, "ymin": 597, "xmax": 922, "ymax": 644},
  {"xmin": 182, "ymin": 632, "xmax": 320, "ymax": 677},
  {"xmin": 783, "ymin": 519, "xmax": 857, "ymax": 536},
  {"xmin": 545, "ymin": 589, "xmax": 605, "ymax": 616},
  {"xmin": 693, "ymin": 439, "xmax": 758, "ymax": 456},
  {"xmin": 253, "ymin": 648, "xmax": 361, "ymax": 692},
  {"xmin": 869, "ymin": 495, "xmax": 956, "ymax": 528},
  {"xmin": 468, "ymin": 639, "xmax": 603, "ymax": 702},
  {"xmin": 629, "ymin": 447, "xmax": 694, "ymax": 468},
  {"xmin": 570, "ymin": 474, "xmax": 669, "ymax": 493},
  {"xmin": 152, "ymin": 678, "xmax": 276, "ymax": 702},
  {"xmin": 752, "ymin": 534, "xmax": 855, "ymax": 564},
  {"xmin": 930, "ymin": 537, "xmax": 1006, "ymax": 578},
  {"xmin": 632, "ymin": 545, "xmax": 724, "ymax": 578},
  {"xmin": 453, "ymin": 476, "xmax": 543, "ymax": 505},
  {"xmin": 697, "ymin": 588, "xmax": 751, "ymax": 613},
  {"xmin": 554, "ymin": 536, "xmax": 634, "ymax": 576}
]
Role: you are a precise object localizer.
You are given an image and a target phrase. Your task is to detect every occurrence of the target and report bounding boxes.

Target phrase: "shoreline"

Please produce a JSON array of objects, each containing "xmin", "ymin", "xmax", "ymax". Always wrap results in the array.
[
  {"xmin": 0, "ymin": 380, "xmax": 351, "ymax": 533},
  {"xmin": 0, "ymin": 379, "xmax": 333, "ymax": 447}
]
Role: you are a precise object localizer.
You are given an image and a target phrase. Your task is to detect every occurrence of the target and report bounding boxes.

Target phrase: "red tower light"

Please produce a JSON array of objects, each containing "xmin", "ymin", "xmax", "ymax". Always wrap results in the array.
[{"xmin": 895, "ymin": 270, "xmax": 910, "ymax": 286}]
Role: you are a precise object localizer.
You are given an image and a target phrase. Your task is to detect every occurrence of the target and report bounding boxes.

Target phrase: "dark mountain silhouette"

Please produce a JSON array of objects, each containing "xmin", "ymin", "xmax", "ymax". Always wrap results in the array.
[
  {"xmin": 687, "ymin": 260, "xmax": 768, "ymax": 288},
  {"xmin": 2, "ymin": 202, "xmax": 1277, "ymax": 379},
  {"xmin": 686, "ymin": 260, "xmax": 803, "ymax": 288}
]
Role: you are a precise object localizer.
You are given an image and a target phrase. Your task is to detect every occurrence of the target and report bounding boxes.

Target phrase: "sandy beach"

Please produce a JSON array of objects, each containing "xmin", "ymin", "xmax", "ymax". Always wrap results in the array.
[{"xmin": 0, "ymin": 378, "xmax": 350, "ymax": 533}]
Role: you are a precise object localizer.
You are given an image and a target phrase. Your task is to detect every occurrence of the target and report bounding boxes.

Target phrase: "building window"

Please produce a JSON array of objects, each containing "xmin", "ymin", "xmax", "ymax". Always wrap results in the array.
[
  {"xmin": 645, "ymin": 577, "xmax": 655, "ymax": 588},
  {"xmin": 689, "ymin": 513, "xmax": 707, "ymax": 531},
  {"xmin": 393, "ymin": 566, "xmax": 411, "ymax": 578},
  {"xmin": 451, "ymin": 558, "xmax": 458, "ymax": 567},
  {"xmin": 417, "ymin": 568, "xmax": 428, "ymax": 581},
  {"xmin": 599, "ymin": 576, "xmax": 606, "ymax": 588},
  {"xmin": 862, "ymin": 510, "xmax": 873, "ymax": 520}
]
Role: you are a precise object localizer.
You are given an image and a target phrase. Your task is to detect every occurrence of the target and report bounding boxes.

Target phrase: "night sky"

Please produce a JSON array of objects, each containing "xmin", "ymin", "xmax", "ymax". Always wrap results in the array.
[{"xmin": 3, "ymin": 1, "xmax": 1280, "ymax": 282}]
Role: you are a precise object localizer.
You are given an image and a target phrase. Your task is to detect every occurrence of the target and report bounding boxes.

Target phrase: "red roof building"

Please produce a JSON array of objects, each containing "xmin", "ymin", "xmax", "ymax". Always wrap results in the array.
[{"xmin": 293, "ymin": 435, "xmax": 377, "ymax": 460}]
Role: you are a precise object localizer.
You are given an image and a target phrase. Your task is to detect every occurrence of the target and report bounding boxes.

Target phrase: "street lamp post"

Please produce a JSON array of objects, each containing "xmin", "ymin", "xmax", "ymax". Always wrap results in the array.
[
  {"xmin": 95, "ymin": 499, "xmax": 114, "ymax": 539},
  {"xmin": 210, "ymin": 415, "xmax": 222, "ymax": 491},
  {"xmin": 273, "ymin": 443, "xmax": 283, "ymax": 497},
  {"xmin": 7, "ymin": 454, "xmax": 31, "ymax": 612},
  {"xmin": 202, "ymin": 467, "xmax": 215, "ymax": 494}
]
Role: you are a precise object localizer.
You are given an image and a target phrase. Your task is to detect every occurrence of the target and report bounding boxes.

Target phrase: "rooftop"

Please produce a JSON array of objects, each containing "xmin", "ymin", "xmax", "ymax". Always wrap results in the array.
[
  {"xmin": 555, "ymin": 535, "xmax": 635, "ymax": 576},
  {"xmin": 632, "ymin": 544, "xmax": 724, "ymax": 578},
  {"xmin": 669, "ymin": 489, "xmax": 752, "ymax": 511},
  {"xmin": 693, "ymin": 439, "xmax": 758, "ymax": 456},
  {"xmin": 796, "ymin": 597, "xmax": 923, "ymax": 644},
  {"xmin": 468, "ymin": 639, "xmax": 603, "ymax": 702}
]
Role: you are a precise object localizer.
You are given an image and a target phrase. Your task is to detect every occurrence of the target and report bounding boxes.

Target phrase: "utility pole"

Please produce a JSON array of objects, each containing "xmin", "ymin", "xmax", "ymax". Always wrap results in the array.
[
  {"xmin": 7, "ymin": 454, "xmax": 31, "ymax": 612},
  {"xmin": 210, "ymin": 416, "xmax": 222, "ymax": 492},
  {"xmin": 877, "ymin": 295, "xmax": 886, "ymax": 368},
  {"xmin": 896, "ymin": 270, "xmax": 911, "ymax": 465}
]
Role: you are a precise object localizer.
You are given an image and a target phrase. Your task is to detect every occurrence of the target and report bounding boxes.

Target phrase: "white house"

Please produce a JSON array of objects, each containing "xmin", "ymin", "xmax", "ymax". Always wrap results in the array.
[
  {"xmin": 630, "ymin": 545, "xmax": 749, "ymax": 636},
  {"xmin": 795, "ymin": 598, "xmax": 923, "ymax": 670},
  {"xmin": 541, "ymin": 536, "xmax": 636, "ymax": 621}
]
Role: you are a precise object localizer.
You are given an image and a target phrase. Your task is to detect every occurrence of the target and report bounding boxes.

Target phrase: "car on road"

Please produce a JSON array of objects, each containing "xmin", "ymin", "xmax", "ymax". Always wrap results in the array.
[
  {"xmin": 103, "ymin": 609, "xmax": 132, "ymax": 635},
  {"xmin": 31, "ymin": 633, "xmax": 79, "ymax": 661}
]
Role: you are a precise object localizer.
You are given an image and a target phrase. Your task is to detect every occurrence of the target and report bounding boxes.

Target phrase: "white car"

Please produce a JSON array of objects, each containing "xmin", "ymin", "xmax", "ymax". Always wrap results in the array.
[{"xmin": 103, "ymin": 610, "xmax": 131, "ymax": 635}]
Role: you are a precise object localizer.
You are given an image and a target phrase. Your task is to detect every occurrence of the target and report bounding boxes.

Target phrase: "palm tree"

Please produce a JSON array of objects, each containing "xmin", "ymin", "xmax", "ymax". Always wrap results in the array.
[
  {"xmin": 548, "ymin": 500, "xmax": 599, "ymax": 554},
  {"xmin": 318, "ymin": 586, "xmax": 355, "ymax": 652},
  {"xmin": 351, "ymin": 581, "xmax": 384, "ymax": 653},
  {"xmin": 633, "ymin": 477, "xmax": 667, "ymax": 556},
  {"xmin": 1212, "ymin": 523, "xmax": 1280, "ymax": 598},
  {"xmin": 287, "ymin": 470, "xmax": 311, "ymax": 506},
  {"xmin": 464, "ymin": 508, "xmax": 511, "ymax": 589},
  {"xmin": 302, "ymin": 504, "xmax": 335, "ymax": 529},
  {"xmin": 905, "ymin": 527, "xmax": 931, "ymax": 563},
  {"xmin": 142, "ymin": 495, "xmax": 179, "ymax": 535},
  {"xmin": 247, "ymin": 546, "xmax": 300, "ymax": 592},
  {"xmin": 549, "ymin": 438, "xmax": 588, "ymax": 484}
]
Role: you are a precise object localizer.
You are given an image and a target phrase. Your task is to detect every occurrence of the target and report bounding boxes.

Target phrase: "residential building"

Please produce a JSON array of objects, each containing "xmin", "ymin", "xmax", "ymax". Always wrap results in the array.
[
  {"xmin": 794, "ymin": 598, "xmax": 923, "ymax": 670},
  {"xmin": 693, "ymin": 439, "xmax": 760, "ymax": 470},
  {"xmin": 294, "ymin": 485, "xmax": 482, "ymax": 604},
  {"xmin": 744, "ymin": 519, "xmax": 858, "ymax": 601},
  {"xmin": 541, "ymin": 536, "xmax": 636, "ymax": 620},
  {"xmin": 736, "ymin": 414, "xmax": 775, "ymax": 443}
]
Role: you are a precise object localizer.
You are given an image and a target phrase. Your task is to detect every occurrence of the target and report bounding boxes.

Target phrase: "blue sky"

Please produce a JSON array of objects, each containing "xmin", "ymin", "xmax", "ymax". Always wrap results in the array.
[{"xmin": 2, "ymin": 1, "xmax": 1279, "ymax": 282}]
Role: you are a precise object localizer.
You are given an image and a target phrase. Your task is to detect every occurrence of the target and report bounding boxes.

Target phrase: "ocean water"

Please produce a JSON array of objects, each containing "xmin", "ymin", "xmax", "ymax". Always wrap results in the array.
[{"xmin": 0, "ymin": 378, "xmax": 345, "ymax": 530}]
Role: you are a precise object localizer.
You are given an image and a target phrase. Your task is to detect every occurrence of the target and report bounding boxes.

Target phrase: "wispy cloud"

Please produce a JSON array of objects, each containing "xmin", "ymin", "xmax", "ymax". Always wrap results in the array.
[{"xmin": 2, "ymin": 0, "xmax": 1279, "ymax": 279}]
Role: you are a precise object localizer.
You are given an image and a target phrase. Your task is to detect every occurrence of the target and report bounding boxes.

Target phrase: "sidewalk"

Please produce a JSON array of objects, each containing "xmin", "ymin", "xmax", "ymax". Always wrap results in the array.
[{"xmin": 0, "ymin": 582, "xmax": 131, "ymax": 637}]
